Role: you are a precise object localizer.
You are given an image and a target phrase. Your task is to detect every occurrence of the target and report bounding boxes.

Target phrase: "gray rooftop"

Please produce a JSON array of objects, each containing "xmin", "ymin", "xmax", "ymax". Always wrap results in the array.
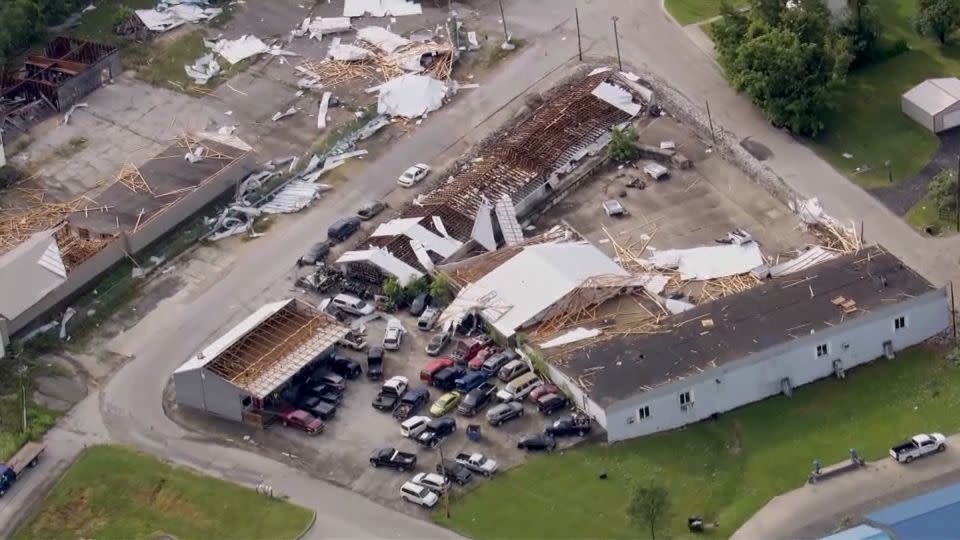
[{"xmin": 548, "ymin": 247, "xmax": 935, "ymax": 407}]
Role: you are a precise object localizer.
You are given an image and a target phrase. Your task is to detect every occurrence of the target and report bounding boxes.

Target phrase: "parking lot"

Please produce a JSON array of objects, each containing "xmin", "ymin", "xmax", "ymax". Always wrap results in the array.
[
  {"xmin": 243, "ymin": 304, "xmax": 588, "ymax": 514},
  {"xmin": 534, "ymin": 115, "xmax": 810, "ymax": 257}
]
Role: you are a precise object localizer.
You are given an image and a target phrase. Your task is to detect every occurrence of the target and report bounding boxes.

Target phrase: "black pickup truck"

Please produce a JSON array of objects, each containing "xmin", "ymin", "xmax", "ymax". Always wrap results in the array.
[
  {"xmin": 369, "ymin": 447, "xmax": 417, "ymax": 471},
  {"xmin": 436, "ymin": 459, "xmax": 474, "ymax": 486}
]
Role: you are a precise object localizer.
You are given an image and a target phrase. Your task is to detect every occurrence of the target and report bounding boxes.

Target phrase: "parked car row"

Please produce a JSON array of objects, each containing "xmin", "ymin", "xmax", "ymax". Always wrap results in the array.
[{"xmin": 277, "ymin": 357, "xmax": 363, "ymax": 435}]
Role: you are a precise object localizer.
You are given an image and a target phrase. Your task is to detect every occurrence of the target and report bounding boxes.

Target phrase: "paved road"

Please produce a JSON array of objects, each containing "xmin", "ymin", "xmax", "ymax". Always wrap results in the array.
[
  {"xmin": 3, "ymin": 0, "xmax": 959, "ymax": 537},
  {"xmin": 732, "ymin": 434, "xmax": 960, "ymax": 539}
]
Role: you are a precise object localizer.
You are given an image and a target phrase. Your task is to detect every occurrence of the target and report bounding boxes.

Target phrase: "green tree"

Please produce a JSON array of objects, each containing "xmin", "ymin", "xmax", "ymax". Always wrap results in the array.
[
  {"xmin": 927, "ymin": 168, "xmax": 958, "ymax": 215},
  {"xmin": 750, "ymin": 0, "xmax": 787, "ymax": 26},
  {"xmin": 428, "ymin": 273, "xmax": 453, "ymax": 306},
  {"xmin": 916, "ymin": 0, "xmax": 960, "ymax": 44},
  {"xmin": 712, "ymin": 0, "xmax": 750, "ymax": 64},
  {"xmin": 729, "ymin": 26, "xmax": 850, "ymax": 135},
  {"xmin": 840, "ymin": 0, "xmax": 882, "ymax": 66},
  {"xmin": 382, "ymin": 276, "xmax": 404, "ymax": 308},
  {"xmin": 607, "ymin": 127, "xmax": 639, "ymax": 162},
  {"xmin": 627, "ymin": 483, "xmax": 671, "ymax": 540},
  {"xmin": 404, "ymin": 276, "xmax": 429, "ymax": 299}
]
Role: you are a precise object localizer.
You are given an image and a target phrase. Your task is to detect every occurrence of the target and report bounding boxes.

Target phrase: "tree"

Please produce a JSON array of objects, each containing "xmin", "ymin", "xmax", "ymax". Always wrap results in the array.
[
  {"xmin": 916, "ymin": 0, "xmax": 960, "ymax": 44},
  {"xmin": 712, "ymin": 0, "xmax": 751, "ymax": 64},
  {"xmin": 404, "ymin": 276, "xmax": 429, "ymax": 299},
  {"xmin": 627, "ymin": 483, "xmax": 671, "ymax": 540},
  {"xmin": 729, "ymin": 26, "xmax": 850, "ymax": 135},
  {"xmin": 840, "ymin": 0, "xmax": 882, "ymax": 67},
  {"xmin": 428, "ymin": 273, "xmax": 453, "ymax": 306},
  {"xmin": 750, "ymin": 0, "xmax": 788, "ymax": 26},
  {"xmin": 926, "ymin": 168, "xmax": 958, "ymax": 216},
  {"xmin": 382, "ymin": 276, "xmax": 404, "ymax": 309},
  {"xmin": 607, "ymin": 127, "xmax": 639, "ymax": 162}
]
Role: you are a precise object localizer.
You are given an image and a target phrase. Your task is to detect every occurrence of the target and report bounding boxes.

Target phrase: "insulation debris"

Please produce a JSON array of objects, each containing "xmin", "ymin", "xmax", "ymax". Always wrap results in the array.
[
  {"xmin": 184, "ymin": 53, "xmax": 221, "ymax": 84},
  {"xmin": 272, "ymin": 107, "xmax": 297, "ymax": 122},
  {"xmin": 376, "ymin": 74, "xmax": 448, "ymax": 118},
  {"xmin": 328, "ymin": 43, "xmax": 375, "ymax": 61},
  {"xmin": 317, "ymin": 91, "xmax": 332, "ymax": 130},
  {"xmin": 343, "ymin": 0, "xmax": 422, "ymax": 17},
  {"xmin": 791, "ymin": 197, "xmax": 862, "ymax": 252},
  {"xmin": 540, "ymin": 327, "xmax": 602, "ymax": 349}
]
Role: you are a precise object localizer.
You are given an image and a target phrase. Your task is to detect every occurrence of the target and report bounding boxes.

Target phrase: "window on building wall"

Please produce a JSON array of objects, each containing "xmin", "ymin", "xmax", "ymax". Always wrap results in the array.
[
  {"xmin": 816, "ymin": 344, "xmax": 829, "ymax": 358},
  {"xmin": 679, "ymin": 390, "xmax": 693, "ymax": 406},
  {"xmin": 637, "ymin": 406, "xmax": 650, "ymax": 421},
  {"xmin": 894, "ymin": 316, "xmax": 906, "ymax": 331}
]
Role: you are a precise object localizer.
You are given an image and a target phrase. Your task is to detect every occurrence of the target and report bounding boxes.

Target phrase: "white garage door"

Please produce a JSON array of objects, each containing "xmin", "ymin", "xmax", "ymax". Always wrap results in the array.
[{"xmin": 943, "ymin": 108, "xmax": 960, "ymax": 131}]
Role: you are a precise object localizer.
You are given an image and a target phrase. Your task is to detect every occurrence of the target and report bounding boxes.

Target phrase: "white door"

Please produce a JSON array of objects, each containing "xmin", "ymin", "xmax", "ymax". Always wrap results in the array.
[{"xmin": 942, "ymin": 108, "xmax": 960, "ymax": 131}]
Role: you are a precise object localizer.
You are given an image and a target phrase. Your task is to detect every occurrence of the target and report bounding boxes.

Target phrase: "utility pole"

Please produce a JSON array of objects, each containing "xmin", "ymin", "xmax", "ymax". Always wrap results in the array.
[
  {"xmin": 705, "ymin": 100, "xmax": 716, "ymax": 147},
  {"xmin": 611, "ymin": 16, "xmax": 622, "ymax": 71},
  {"xmin": 952, "ymin": 282, "xmax": 958, "ymax": 343},
  {"xmin": 575, "ymin": 8, "xmax": 583, "ymax": 61},
  {"xmin": 498, "ymin": 0, "xmax": 509, "ymax": 42},
  {"xmin": 885, "ymin": 160, "xmax": 892, "ymax": 184},
  {"xmin": 438, "ymin": 443, "xmax": 450, "ymax": 518},
  {"xmin": 19, "ymin": 349, "xmax": 26, "ymax": 432}
]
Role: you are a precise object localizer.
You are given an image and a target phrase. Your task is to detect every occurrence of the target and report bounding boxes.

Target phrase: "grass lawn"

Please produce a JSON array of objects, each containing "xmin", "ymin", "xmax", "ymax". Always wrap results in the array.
[
  {"xmin": 905, "ymin": 193, "xmax": 956, "ymax": 233},
  {"xmin": 665, "ymin": 0, "xmax": 747, "ymax": 25},
  {"xmin": 810, "ymin": 0, "xmax": 960, "ymax": 188},
  {"xmin": 15, "ymin": 445, "xmax": 313, "ymax": 540},
  {"xmin": 439, "ymin": 346, "xmax": 960, "ymax": 539}
]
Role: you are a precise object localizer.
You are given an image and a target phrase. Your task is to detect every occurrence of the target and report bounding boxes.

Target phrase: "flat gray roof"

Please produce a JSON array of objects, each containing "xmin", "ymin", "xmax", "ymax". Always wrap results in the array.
[{"xmin": 548, "ymin": 247, "xmax": 936, "ymax": 407}]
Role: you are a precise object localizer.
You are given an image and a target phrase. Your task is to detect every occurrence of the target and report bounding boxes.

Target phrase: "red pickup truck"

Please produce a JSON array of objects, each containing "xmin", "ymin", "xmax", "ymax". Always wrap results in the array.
[
  {"xmin": 420, "ymin": 357, "xmax": 454, "ymax": 383},
  {"xmin": 278, "ymin": 408, "xmax": 323, "ymax": 435}
]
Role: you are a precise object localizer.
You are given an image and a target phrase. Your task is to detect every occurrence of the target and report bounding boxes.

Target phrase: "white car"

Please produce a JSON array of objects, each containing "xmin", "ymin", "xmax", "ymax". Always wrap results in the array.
[
  {"xmin": 412, "ymin": 472, "xmax": 450, "ymax": 493},
  {"xmin": 397, "ymin": 163, "xmax": 430, "ymax": 187},
  {"xmin": 383, "ymin": 319, "xmax": 404, "ymax": 350},
  {"xmin": 400, "ymin": 481, "xmax": 439, "ymax": 507},
  {"xmin": 455, "ymin": 452, "xmax": 499, "ymax": 476},
  {"xmin": 400, "ymin": 415, "xmax": 432, "ymax": 438}
]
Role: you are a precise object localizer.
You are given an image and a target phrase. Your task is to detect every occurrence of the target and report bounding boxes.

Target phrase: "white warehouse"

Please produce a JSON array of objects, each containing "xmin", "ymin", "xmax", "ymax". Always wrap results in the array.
[{"xmin": 544, "ymin": 248, "xmax": 950, "ymax": 442}]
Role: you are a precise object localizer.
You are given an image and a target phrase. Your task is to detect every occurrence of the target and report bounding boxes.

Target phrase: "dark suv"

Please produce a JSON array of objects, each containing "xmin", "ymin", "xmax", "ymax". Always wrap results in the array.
[{"xmin": 328, "ymin": 216, "xmax": 361, "ymax": 243}]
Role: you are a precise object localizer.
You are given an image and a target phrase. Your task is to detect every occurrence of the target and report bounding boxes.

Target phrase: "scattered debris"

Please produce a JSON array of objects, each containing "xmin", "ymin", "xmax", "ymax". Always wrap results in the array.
[
  {"xmin": 272, "ymin": 107, "xmax": 297, "ymax": 122},
  {"xmin": 184, "ymin": 53, "xmax": 221, "ymax": 84},
  {"xmin": 62, "ymin": 102, "xmax": 88, "ymax": 125},
  {"xmin": 209, "ymin": 35, "xmax": 297, "ymax": 65},
  {"xmin": 376, "ymin": 74, "xmax": 448, "ymax": 118},
  {"xmin": 135, "ymin": 4, "xmax": 222, "ymax": 32},
  {"xmin": 293, "ymin": 16, "xmax": 352, "ymax": 40},
  {"xmin": 343, "ymin": 0, "xmax": 422, "ymax": 17},
  {"xmin": 317, "ymin": 92, "xmax": 332, "ymax": 130}
]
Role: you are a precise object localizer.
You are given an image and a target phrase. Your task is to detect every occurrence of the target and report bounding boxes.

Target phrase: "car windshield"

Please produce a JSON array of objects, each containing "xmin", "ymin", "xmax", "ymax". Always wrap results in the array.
[{"xmin": 355, "ymin": 300, "xmax": 367, "ymax": 309}]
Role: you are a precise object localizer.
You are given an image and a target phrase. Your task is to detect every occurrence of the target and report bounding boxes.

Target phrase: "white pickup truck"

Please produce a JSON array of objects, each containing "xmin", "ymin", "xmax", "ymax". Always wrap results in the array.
[{"xmin": 889, "ymin": 433, "xmax": 947, "ymax": 463}]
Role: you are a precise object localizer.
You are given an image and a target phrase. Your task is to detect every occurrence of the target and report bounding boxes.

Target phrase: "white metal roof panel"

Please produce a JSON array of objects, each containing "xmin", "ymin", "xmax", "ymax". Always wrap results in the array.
[
  {"xmin": 336, "ymin": 248, "xmax": 424, "ymax": 283},
  {"xmin": 904, "ymin": 78, "xmax": 960, "ymax": 115},
  {"xmin": 0, "ymin": 230, "xmax": 68, "ymax": 321}
]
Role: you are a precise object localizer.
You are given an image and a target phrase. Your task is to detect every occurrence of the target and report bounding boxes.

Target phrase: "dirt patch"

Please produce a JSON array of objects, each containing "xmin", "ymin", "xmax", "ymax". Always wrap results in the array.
[{"xmin": 37, "ymin": 486, "xmax": 108, "ymax": 537}]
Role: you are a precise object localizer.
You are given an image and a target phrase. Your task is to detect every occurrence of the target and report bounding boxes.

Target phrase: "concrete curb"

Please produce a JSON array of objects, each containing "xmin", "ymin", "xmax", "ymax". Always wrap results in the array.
[{"xmin": 293, "ymin": 508, "xmax": 318, "ymax": 540}]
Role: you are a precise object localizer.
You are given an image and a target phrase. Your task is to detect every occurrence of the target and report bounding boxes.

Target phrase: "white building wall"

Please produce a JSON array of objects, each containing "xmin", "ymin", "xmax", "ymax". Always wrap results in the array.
[
  {"xmin": 545, "ymin": 360, "xmax": 608, "ymax": 427},
  {"xmin": 603, "ymin": 289, "xmax": 949, "ymax": 442}
]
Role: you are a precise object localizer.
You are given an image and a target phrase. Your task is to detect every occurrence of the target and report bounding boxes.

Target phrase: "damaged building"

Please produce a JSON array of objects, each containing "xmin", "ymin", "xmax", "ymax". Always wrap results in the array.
[
  {"xmin": 1, "ymin": 37, "xmax": 120, "ymax": 140},
  {"xmin": 537, "ymin": 247, "xmax": 949, "ymax": 442},
  {"xmin": 0, "ymin": 133, "xmax": 256, "ymax": 353},
  {"xmin": 173, "ymin": 298, "xmax": 350, "ymax": 425},
  {"xmin": 334, "ymin": 69, "xmax": 647, "ymax": 284}
]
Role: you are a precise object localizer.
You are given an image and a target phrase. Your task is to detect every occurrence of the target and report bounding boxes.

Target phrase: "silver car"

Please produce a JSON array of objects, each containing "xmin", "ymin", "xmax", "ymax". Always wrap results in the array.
[{"xmin": 486, "ymin": 401, "xmax": 524, "ymax": 426}]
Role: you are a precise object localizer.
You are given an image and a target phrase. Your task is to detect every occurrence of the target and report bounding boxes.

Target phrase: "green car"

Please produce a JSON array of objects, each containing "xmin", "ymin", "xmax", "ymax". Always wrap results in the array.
[{"xmin": 430, "ymin": 391, "xmax": 462, "ymax": 416}]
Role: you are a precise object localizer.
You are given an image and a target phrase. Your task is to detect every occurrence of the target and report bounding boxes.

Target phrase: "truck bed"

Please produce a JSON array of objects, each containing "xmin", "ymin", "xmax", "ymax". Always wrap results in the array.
[
  {"xmin": 8, "ymin": 442, "xmax": 44, "ymax": 474},
  {"xmin": 891, "ymin": 442, "xmax": 916, "ymax": 455}
]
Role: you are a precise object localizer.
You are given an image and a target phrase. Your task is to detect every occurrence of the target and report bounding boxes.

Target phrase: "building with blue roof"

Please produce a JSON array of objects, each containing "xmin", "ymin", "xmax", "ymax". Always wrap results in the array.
[{"xmin": 822, "ymin": 482, "xmax": 960, "ymax": 540}]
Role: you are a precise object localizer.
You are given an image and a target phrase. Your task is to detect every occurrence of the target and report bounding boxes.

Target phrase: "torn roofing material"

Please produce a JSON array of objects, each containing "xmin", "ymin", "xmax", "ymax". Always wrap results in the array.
[
  {"xmin": 357, "ymin": 26, "xmax": 411, "ymax": 53},
  {"xmin": 591, "ymin": 81, "xmax": 643, "ymax": 116},
  {"xmin": 0, "ymin": 229, "xmax": 68, "ymax": 321},
  {"xmin": 440, "ymin": 241, "xmax": 628, "ymax": 338},
  {"xmin": 644, "ymin": 243, "xmax": 765, "ymax": 281},
  {"xmin": 549, "ymin": 247, "xmax": 936, "ymax": 407},
  {"xmin": 370, "ymin": 217, "xmax": 463, "ymax": 258},
  {"xmin": 336, "ymin": 247, "xmax": 425, "ymax": 283}
]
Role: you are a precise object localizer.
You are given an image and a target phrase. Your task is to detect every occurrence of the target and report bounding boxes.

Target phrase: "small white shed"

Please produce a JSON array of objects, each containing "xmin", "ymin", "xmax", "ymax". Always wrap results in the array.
[{"xmin": 902, "ymin": 78, "xmax": 960, "ymax": 133}]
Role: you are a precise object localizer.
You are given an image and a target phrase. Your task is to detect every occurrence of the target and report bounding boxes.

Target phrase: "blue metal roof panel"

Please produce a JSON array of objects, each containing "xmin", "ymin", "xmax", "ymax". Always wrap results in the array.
[
  {"xmin": 867, "ymin": 482, "xmax": 960, "ymax": 526},
  {"xmin": 820, "ymin": 524, "xmax": 891, "ymax": 540}
]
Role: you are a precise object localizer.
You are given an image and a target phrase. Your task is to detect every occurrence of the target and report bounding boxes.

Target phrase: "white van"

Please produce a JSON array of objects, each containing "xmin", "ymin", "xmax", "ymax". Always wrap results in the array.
[
  {"xmin": 400, "ymin": 415, "xmax": 431, "ymax": 438},
  {"xmin": 495, "ymin": 372, "xmax": 542, "ymax": 402},
  {"xmin": 331, "ymin": 294, "xmax": 375, "ymax": 316}
]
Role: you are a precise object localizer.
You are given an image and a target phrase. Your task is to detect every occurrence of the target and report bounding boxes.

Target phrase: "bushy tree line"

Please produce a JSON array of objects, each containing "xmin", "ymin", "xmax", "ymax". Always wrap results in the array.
[
  {"xmin": 0, "ymin": 0, "xmax": 90, "ymax": 68},
  {"xmin": 713, "ymin": 0, "xmax": 855, "ymax": 136}
]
